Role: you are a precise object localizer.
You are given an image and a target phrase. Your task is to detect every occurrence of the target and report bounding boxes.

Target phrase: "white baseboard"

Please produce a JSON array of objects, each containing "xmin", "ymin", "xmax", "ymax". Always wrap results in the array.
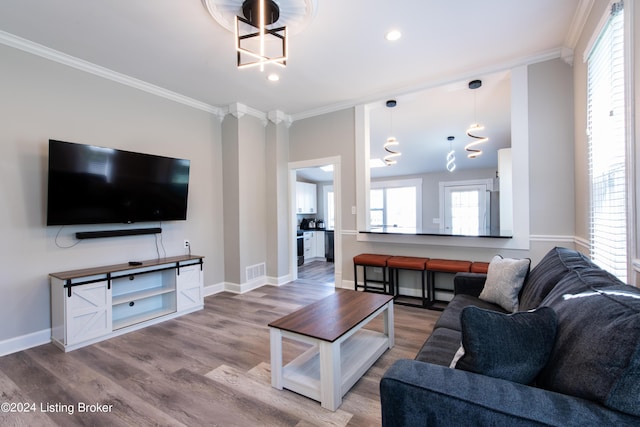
[
  {"xmin": 340, "ymin": 279, "xmax": 355, "ymax": 290},
  {"xmin": 204, "ymin": 282, "xmax": 225, "ymax": 296},
  {"xmin": 267, "ymin": 273, "xmax": 293, "ymax": 286},
  {"xmin": 0, "ymin": 329, "xmax": 50, "ymax": 357},
  {"xmin": 224, "ymin": 276, "xmax": 268, "ymax": 294}
]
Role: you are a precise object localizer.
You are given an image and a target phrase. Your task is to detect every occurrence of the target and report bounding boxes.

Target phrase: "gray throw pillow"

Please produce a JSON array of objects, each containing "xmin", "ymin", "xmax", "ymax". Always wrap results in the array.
[
  {"xmin": 479, "ymin": 255, "xmax": 530, "ymax": 312},
  {"xmin": 455, "ymin": 306, "xmax": 557, "ymax": 384}
]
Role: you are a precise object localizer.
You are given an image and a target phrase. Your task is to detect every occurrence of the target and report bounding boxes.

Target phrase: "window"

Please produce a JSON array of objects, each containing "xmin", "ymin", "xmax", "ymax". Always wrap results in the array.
[
  {"xmin": 439, "ymin": 179, "xmax": 493, "ymax": 235},
  {"xmin": 370, "ymin": 178, "xmax": 422, "ymax": 232},
  {"xmin": 587, "ymin": 1, "xmax": 627, "ymax": 281}
]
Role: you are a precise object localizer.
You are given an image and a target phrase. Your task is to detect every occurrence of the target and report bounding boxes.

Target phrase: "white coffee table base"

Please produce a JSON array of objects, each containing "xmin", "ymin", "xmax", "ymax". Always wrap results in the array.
[{"xmin": 270, "ymin": 301, "xmax": 394, "ymax": 411}]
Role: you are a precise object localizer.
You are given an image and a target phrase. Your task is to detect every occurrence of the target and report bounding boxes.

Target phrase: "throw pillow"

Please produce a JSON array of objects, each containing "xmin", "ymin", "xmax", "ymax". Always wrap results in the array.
[
  {"xmin": 454, "ymin": 306, "xmax": 557, "ymax": 384},
  {"xmin": 479, "ymin": 255, "xmax": 531, "ymax": 312}
]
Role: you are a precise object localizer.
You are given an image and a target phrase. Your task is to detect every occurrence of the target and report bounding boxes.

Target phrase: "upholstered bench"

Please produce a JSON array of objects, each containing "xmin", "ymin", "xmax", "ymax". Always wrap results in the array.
[
  {"xmin": 471, "ymin": 261, "xmax": 490, "ymax": 274},
  {"xmin": 353, "ymin": 254, "xmax": 392, "ymax": 294},
  {"xmin": 425, "ymin": 259, "xmax": 472, "ymax": 310},
  {"xmin": 387, "ymin": 256, "xmax": 429, "ymax": 308}
]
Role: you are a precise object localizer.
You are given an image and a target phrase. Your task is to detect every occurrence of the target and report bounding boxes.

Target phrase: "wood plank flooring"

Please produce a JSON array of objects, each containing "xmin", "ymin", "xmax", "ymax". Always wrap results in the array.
[{"xmin": 0, "ymin": 280, "xmax": 439, "ymax": 426}]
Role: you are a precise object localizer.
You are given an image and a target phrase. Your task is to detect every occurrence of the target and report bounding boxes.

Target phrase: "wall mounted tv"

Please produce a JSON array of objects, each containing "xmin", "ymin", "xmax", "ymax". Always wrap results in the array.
[{"xmin": 47, "ymin": 140, "xmax": 190, "ymax": 226}]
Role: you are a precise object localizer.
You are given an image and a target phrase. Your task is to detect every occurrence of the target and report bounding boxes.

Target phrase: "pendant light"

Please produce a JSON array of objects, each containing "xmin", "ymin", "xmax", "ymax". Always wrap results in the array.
[
  {"xmin": 446, "ymin": 136, "xmax": 456, "ymax": 172},
  {"xmin": 465, "ymin": 79, "xmax": 489, "ymax": 158},
  {"xmin": 384, "ymin": 99, "xmax": 401, "ymax": 166}
]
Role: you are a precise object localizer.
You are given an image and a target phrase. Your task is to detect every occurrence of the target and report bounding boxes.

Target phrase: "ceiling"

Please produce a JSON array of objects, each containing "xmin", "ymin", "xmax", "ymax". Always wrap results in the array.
[{"xmin": 0, "ymin": 0, "xmax": 586, "ymax": 180}]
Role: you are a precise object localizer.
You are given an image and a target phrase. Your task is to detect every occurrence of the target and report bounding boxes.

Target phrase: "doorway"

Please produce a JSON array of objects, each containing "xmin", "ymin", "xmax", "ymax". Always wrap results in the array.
[{"xmin": 289, "ymin": 156, "xmax": 342, "ymax": 288}]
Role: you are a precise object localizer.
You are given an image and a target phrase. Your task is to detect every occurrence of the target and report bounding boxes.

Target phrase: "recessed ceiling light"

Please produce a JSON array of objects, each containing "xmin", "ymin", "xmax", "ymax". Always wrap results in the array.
[
  {"xmin": 385, "ymin": 30, "xmax": 402, "ymax": 41},
  {"xmin": 267, "ymin": 74, "xmax": 280, "ymax": 82},
  {"xmin": 320, "ymin": 165, "xmax": 333, "ymax": 172}
]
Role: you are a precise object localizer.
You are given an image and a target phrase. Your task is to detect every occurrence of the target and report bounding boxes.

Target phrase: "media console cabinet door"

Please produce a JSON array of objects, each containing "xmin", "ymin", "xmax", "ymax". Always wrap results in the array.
[
  {"xmin": 66, "ymin": 281, "xmax": 112, "ymax": 345},
  {"xmin": 177, "ymin": 264, "xmax": 203, "ymax": 312}
]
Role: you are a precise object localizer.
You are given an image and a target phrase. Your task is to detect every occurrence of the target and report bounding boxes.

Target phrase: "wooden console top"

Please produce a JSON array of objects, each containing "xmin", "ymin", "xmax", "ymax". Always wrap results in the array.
[
  {"xmin": 268, "ymin": 289, "xmax": 393, "ymax": 342},
  {"xmin": 50, "ymin": 254, "xmax": 204, "ymax": 280}
]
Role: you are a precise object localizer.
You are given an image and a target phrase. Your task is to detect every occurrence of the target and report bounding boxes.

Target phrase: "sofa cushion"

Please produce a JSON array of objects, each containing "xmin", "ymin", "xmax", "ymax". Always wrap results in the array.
[
  {"xmin": 479, "ymin": 255, "xmax": 530, "ymax": 312},
  {"xmin": 414, "ymin": 327, "xmax": 461, "ymax": 367},
  {"xmin": 434, "ymin": 294, "xmax": 508, "ymax": 332},
  {"xmin": 455, "ymin": 306, "xmax": 557, "ymax": 384},
  {"xmin": 519, "ymin": 246, "xmax": 596, "ymax": 311},
  {"xmin": 537, "ymin": 269, "xmax": 640, "ymax": 417}
]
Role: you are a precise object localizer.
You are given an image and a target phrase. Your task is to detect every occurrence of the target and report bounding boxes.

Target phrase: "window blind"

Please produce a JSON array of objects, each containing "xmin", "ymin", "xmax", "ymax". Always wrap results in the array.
[{"xmin": 587, "ymin": 1, "xmax": 627, "ymax": 281}]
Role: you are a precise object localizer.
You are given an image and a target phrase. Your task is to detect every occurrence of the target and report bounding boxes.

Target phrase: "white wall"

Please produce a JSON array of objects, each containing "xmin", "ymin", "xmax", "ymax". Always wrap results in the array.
[{"xmin": 0, "ymin": 44, "xmax": 224, "ymax": 345}]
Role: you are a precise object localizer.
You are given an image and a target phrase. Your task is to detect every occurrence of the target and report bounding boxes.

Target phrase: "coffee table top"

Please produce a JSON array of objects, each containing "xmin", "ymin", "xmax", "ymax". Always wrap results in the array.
[{"xmin": 268, "ymin": 289, "xmax": 393, "ymax": 342}]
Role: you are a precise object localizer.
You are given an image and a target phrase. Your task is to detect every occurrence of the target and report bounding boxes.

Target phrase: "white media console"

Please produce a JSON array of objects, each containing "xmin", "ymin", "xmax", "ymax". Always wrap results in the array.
[{"xmin": 50, "ymin": 255, "xmax": 204, "ymax": 352}]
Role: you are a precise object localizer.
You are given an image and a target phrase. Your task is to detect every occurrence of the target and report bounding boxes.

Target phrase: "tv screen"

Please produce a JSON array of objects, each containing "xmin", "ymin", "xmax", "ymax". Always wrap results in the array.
[{"xmin": 47, "ymin": 140, "xmax": 190, "ymax": 226}]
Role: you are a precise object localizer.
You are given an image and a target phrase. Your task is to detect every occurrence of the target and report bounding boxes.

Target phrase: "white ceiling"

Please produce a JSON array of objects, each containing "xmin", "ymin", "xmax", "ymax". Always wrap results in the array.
[{"xmin": 0, "ymin": 0, "xmax": 586, "ymax": 180}]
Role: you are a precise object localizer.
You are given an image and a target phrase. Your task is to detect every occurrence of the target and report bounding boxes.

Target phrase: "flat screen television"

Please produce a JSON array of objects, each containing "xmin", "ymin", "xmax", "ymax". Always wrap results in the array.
[{"xmin": 47, "ymin": 139, "xmax": 190, "ymax": 226}]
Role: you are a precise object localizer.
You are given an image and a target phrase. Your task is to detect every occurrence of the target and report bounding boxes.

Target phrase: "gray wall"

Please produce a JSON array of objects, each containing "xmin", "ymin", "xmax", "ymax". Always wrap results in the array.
[
  {"xmin": 290, "ymin": 109, "xmax": 357, "ymax": 231},
  {"xmin": 222, "ymin": 114, "xmax": 268, "ymax": 285},
  {"xmin": 0, "ymin": 43, "xmax": 225, "ymax": 342},
  {"xmin": 528, "ymin": 58, "xmax": 575, "ymax": 238}
]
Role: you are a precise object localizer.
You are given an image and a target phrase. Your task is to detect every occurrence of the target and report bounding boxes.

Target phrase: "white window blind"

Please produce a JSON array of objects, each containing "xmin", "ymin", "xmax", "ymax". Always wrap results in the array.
[{"xmin": 587, "ymin": 1, "xmax": 627, "ymax": 281}]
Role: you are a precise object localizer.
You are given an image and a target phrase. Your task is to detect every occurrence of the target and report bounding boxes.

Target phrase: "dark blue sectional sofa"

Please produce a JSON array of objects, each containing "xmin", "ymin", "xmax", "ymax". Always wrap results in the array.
[{"xmin": 380, "ymin": 247, "xmax": 640, "ymax": 426}]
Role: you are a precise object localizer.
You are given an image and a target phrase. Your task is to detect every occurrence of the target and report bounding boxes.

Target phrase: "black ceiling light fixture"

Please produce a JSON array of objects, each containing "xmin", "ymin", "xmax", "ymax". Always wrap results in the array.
[
  {"xmin": 384, "ymin": 99, "xmax": 401, "ymax": 166},
  {"xmin": 465, "ymin": 79, "xmax": 489, "ymax": 158},
  {"xmin": 235, "ymin": 0, "xmax": 287, "ymax": 70},
  {"xmin": 203, "ymin": 0, "xmax": 318, "ymax": 74}
]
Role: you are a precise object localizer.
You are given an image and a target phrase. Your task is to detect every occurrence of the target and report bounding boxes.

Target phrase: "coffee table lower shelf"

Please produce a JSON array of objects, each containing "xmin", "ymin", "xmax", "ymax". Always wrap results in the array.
[{"xmin": 282, "ymin": 329, "xmax": 389, "ymax": 403}]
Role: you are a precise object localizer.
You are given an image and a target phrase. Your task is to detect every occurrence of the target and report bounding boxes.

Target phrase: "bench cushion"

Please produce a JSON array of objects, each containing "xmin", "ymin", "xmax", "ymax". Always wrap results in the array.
[
  {"xmin": 353, "ymin": 253, "xmax": 390, "ymax": 267},
  {"xmin": 387, "ymin": 256, "xmax": 428, "ymax": 270},
  {"xmin": 426, "ymin": 259, "xmax": 472, "ymax": 273}
]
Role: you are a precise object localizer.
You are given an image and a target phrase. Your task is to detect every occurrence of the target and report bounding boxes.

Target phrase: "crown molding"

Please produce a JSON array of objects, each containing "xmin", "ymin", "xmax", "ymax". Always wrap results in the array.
[
  {"xmin": 0, "ymin": 30, "xmax": 223, "ymax": 116},
  {"xmin": 565, "ymin": 0, "xmax": 595, "ymax": 49},
  {"xmin": 224, "ymin": 103, "xmax": 268, "ymax": 125},
  {"xmin": 267, "ymin": 110, "xmax": 293, "ymax": 127}
]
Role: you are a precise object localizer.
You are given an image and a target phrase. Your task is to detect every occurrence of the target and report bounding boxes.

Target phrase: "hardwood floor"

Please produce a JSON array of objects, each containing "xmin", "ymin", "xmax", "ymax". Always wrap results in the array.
[
  {"xmin": 0, "ymin": 281, "xmax": 439, "ymax": 426},
  {"xmin": 298, "ymin": 260, "xmax": 335, "ymax": 285}
]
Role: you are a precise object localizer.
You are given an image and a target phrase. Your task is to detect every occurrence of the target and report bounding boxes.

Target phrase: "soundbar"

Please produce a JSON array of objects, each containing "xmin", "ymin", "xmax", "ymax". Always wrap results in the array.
[{"xmin": 76, "ymin": 227, "xmax": 162, "ymax": 240}]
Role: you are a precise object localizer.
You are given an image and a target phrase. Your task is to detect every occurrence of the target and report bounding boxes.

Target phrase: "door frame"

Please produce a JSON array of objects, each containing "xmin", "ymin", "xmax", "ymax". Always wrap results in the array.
[{"xmin": 288, "ymin": 156, "xmax": 342, "ymax": 287}]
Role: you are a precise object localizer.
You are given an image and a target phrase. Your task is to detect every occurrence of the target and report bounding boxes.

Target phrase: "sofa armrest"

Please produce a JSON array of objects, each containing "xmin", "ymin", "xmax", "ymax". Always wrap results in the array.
[
  {"xmin": 453, "ymin": 272, "xmax": 487, "ymax": 297},
  {"xmin": 380, "ymin": 359, "xmax": 639, "ymax": 427}
]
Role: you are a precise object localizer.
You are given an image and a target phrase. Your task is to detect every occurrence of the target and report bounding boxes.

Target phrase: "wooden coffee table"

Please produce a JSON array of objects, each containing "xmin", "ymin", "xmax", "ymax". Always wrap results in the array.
[{"xmin": 268, "ymin": 289, "xmax": 394, "ymax": 411}]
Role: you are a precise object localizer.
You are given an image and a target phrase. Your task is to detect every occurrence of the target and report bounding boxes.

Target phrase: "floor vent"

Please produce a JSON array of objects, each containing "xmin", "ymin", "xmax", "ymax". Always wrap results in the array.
[{"xmin": 246, "ymin": 263, "xmax": 266, "ymax": 281}]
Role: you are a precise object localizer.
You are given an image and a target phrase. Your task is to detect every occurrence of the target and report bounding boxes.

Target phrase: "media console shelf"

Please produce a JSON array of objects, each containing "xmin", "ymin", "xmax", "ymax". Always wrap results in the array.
[{"xmin": 50, "ymin": 255, "xmax": 204, "ymax": 352}]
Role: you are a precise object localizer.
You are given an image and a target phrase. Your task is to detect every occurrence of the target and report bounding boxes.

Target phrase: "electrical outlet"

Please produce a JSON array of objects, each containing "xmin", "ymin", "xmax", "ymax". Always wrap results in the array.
[{"xmin": 184, "ymin": 240, "xmax": 190, "ymax": 248}]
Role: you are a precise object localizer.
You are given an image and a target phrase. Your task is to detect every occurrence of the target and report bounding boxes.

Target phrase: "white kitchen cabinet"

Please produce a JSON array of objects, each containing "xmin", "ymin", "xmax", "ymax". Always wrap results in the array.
[
  {"xmin": 50, "ymin": 255, "xmax": 204, "ymax": 352},
  {"xmin": 315, "ymin": 230, "xmax": 325, "ymax": 260},
  {"xmin": 303, "ymin": 231, "xmax": 316, "ymax": 260},
  {"xmin": 296, "ymin": 182, "xmax": 317, "ymax": 214}
]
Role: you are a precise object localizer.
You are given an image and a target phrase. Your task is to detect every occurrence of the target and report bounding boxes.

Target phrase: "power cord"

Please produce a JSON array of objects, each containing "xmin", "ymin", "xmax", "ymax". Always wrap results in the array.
[{"xmin": 54, "ymin": 226, "xmax": 82, "ymax": 249}]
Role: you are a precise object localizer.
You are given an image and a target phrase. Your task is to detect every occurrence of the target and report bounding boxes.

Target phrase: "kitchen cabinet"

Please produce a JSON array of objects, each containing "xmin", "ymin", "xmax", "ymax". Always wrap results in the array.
[
  {"xmin": 315, "ymin": 231, "xmax": 325, "ymax": 260},
  {"xmin": 296, "ymin": 182, "xmax": 317, "ymax": 214},
  {"xmin": 303, "ymin": 231, "xmax": 316, "ymax": 260}
]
